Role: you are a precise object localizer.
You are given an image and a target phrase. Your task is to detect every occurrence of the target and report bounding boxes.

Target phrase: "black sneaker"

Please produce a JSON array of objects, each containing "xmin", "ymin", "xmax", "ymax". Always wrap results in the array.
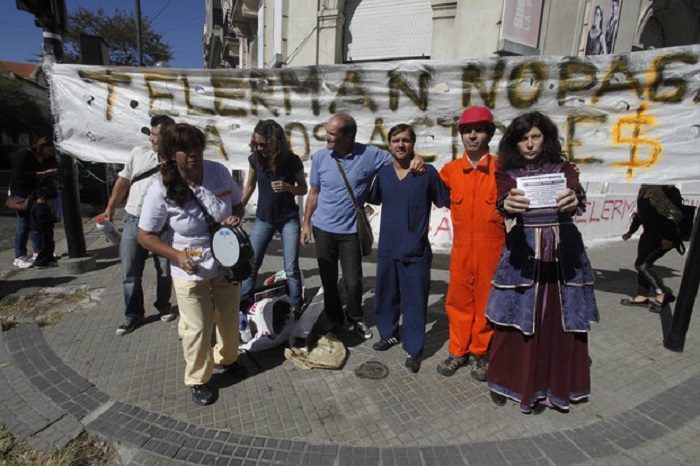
[
  {"xmin": 159, "ymin": 310, "xmax": 178, "ymax": 322},
  {"xmin": 372, "ymin": 336, "xmax": 400, "ymax": 351},
  {"xmin": 115, "ymin": 318, "xmax": 141, "ymax": 336},
  {"xmin": 352, "ymin": 321, "xmax": 373, "ymax": 340},
  {"xmin": 35, "ymin": 261, "xmax": 58, "ymax": 269},
  {"xmin": 490, "ymin": 391, "xmax": 507, "ymax": 406},
  {"xmin": 405, "ymin": 354, "xmax": 421, "ymax": 373},
  {"xmin": 190, "ymin": 384, "xmax": 215, "ymax": 406},
  {"xmin": 214, "ymin": 361, "xmax": 249, "ymax": 380}
]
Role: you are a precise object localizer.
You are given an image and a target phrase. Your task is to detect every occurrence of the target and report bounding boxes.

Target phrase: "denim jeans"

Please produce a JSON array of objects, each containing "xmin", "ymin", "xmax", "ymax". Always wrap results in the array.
[
  {"xmin": 240, "ymin": 217, "xmax": 303, "ymax": 308},
  {"xmin": 312, "ymin": 226, "xmax": 364, "ymax": 325},
  {"xmin": 120, "ymin": 214, "xmax": 172, "ymax": 321},
  {"xmin": 14, "ymin": 208, "xmax": 35, "ymax": 258}
]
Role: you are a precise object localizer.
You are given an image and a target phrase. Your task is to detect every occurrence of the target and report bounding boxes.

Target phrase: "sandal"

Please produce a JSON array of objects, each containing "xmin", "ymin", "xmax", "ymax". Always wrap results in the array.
[
  {"xmin": 620, "ymin": 298, "xmax": 649, "ymax": 307},
  {"xmin": 649, "ymin": 294, "xmax": 676, "ymax": 313},
  {"xmin": 649, "ymin": 300, "xmax": 663, "ymax": 313}
]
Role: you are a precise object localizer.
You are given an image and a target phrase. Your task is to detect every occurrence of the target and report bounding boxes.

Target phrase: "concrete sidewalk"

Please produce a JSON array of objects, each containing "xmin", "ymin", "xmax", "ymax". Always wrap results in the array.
[{"xmin": 1, "ymin": 218, "xmax": 700, "ymax": 465}]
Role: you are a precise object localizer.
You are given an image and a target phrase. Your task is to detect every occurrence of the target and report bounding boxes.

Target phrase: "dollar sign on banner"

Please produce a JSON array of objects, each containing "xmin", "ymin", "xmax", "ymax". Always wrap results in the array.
[{"xmin": 611, "ymin": 103, "xmax": 663, "ymax": 182}]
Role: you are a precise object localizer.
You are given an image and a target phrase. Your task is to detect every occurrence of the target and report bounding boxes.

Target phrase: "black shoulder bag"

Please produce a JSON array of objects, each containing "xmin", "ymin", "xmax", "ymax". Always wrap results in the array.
[{"xmin": 335, "ymin": 159, "xmax": 373, "ymax": 256}]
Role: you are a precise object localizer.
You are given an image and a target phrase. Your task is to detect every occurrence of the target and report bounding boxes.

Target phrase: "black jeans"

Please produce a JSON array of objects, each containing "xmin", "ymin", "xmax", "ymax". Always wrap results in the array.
[
  {"xmin": 313, "ymin": 226, "xmax": 364, "ymax": 325},
  {"xmin": 31, "ymin": 228, "xmax": 54, "ymax": 266},
  {"xmin": 635, "ymin": 232, "xmax": 672, "ymax": 296}
]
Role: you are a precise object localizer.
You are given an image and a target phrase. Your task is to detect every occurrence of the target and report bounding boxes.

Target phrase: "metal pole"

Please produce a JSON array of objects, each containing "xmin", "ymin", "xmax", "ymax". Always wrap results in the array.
[
  {"xmin": 663, "ymin": 211, "xmax": 700, "ymax": 352},
  {"xmin": 58, "ymin": 155, "xmax": 87, "ymax": 257},
  {"xmin": 135, "ymin": 0, "xmax": 143, "ymax": 66},
  {"xmin": 41, "ymin": 29, "xmax": 88, "ymax": 258}
]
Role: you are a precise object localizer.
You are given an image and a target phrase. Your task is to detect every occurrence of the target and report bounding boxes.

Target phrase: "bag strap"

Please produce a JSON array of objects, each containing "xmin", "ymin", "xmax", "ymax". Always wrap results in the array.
[
  {"xmin": 335, "ymin": 159, "xmax": 361, "ymax": 210},
  {"xmin": 188, "ymin": 190, "xmax": 219, "ymax": 233},
  {"xmin": 131, "ymin": 164, "xmax": 161, "ymax": 184}
]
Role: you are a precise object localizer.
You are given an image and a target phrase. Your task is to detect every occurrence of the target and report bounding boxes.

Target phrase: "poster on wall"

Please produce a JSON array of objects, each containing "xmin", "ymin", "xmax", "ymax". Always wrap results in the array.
[
  {"xmin": 585, "ymin": 0, "xmax": 622, "ymax": 55},
  {"xmin": 500, "ymin": 0, "xmax": 544, "ymax": 50}
]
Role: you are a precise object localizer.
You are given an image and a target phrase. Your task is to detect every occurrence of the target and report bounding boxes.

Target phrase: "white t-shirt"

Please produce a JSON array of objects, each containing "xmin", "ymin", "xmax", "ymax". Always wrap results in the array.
[
  {"xmin": 139, "ymin": 160, "xmax": 243, "ymax": 281},
  {"xmin": 119, "ymin": 145, "xmax": 161, "ymax": 217}
]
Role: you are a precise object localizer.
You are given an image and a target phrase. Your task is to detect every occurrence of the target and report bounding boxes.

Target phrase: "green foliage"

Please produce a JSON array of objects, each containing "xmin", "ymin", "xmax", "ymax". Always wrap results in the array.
[
  {"xmin": 63, "ymin": 7, "xmax": 173, "ymax": 66},
  {"xmin": 0, "ymin": 77, "xmax": 52, "ymax": 136}
]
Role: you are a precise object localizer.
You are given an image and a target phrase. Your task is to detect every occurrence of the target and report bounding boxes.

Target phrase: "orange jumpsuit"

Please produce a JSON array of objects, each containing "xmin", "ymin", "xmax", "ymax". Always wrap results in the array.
[{"xmin": 440, "ymin": 151, "xmax": 505, "ymax": 358}]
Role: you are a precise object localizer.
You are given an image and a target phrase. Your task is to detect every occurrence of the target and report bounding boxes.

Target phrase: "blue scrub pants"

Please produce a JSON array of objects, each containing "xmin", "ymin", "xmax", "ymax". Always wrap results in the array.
[{"xmin": 374, "ymin": 257, "xmax": 430, "ymax": 358}]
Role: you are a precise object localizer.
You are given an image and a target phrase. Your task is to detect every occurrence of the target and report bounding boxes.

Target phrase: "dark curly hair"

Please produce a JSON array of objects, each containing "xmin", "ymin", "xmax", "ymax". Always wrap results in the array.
[
  {"xmin": 497, "ymin": 111, "xmax": 566, "ymax": 170},
  {"xmin": 160, "ymin": 124, "xmax": 206, "ymax": 207},
  {"xmin": 250, "ymin": 119, "xmax": 291, "ymax": 174}
]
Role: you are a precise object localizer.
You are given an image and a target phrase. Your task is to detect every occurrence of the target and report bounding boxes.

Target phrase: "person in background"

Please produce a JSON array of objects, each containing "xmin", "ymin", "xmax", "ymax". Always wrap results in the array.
[
  {"xmin": 605, "ymin": 0, "xmax": 621, "ymax": 54},
  {"xmin": 366, "ymin": 124, "xmax": 450, "ymax": 373},
  {"xmin": 585, "ymin": 5, "xmax": 607, "ymax": 55},
  {"xmin": 138, "ymin": 123, "xmax": 248, "ymax": 406},
  {"xmin": 301, "ymin": 113, "xmax": 424, "ymax": 341},
  {"xmin": 620, "ymin": 184, "xmax": 684, "ymax": 312},
  {"xmin": 102, "ymin": 115, "xmax": 176, "ymax": 335},
  {"xmin": 9, "ymin": 136, "xmax": 58, "ymax": 269},
  {"xmin": 29, "ymin": 185, "xmax": 57, "ymax": 269},
  {"xmin": 240, "ymin": 120, "xmax": 307, "ymax": 316},
  {"xmin": 437, "ymin": 106, "xmax": 505, "ymax": 382},
  {"xmin": 486, "ymin": 111, "xmax": 599, "ymax": 414}
]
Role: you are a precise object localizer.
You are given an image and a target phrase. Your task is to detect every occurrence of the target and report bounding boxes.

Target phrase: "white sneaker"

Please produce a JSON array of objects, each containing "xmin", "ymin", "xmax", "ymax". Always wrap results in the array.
[
  {"xmin": 31, "ymin": 253, "xmax": 38, "ymax": 261},
  {"xmin": 13, "ymin": 257, "xmax": 34, "ymax": 269}
]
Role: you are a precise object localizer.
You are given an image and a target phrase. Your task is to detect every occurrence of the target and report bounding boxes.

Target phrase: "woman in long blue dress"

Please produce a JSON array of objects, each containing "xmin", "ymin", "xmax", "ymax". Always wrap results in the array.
[{"xmin": 485, "ymin": 111, "xmax": 599, "ymax": 414}]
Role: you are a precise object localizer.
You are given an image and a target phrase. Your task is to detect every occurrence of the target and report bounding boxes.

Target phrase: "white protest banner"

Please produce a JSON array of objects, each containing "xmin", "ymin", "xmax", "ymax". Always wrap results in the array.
[{"xmin": 48, "ymin": 45, "xmax": 700, "ymax": 184}]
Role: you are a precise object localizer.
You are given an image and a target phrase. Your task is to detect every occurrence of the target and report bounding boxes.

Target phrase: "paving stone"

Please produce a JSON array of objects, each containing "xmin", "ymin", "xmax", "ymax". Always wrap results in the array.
[{"xmin": 3, "ymin": 234, "xmax": 700, "ymax": 464}]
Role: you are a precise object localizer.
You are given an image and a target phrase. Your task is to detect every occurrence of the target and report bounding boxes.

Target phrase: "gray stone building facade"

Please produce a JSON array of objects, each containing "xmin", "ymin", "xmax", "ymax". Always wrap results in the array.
[{"xmin": 203, "ymin": 0, "xmax": 700, "ymax": 70}]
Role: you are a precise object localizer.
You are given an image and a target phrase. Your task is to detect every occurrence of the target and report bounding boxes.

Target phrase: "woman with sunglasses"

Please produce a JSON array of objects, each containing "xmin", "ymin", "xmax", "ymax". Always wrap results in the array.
[
  {"xmin": 138, "ymin": 123, "xmax": 248, "ymax": 406},
  {"xmin": 240, "ymin": 120, "xmax": 308, "ymax": 316}
]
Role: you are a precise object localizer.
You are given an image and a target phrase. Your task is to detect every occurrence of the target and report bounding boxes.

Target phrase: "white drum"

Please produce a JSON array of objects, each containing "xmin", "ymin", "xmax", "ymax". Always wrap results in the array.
[{"xmin": 211, "ymin": 225, "xmax": 253, "ymax": 282}]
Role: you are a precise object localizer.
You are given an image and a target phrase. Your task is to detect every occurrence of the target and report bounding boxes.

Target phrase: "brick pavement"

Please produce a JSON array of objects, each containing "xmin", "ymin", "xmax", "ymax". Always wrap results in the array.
[{"xmin": 1, "ymin": 218, "xmax": 700, "ymax": 465}]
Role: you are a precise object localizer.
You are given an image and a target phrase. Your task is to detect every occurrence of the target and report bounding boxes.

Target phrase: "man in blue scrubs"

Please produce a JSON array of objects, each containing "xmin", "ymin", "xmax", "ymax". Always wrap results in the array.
[{"xmin": 367, "ymin": 124, "xmax": 450, "ymax": 372}]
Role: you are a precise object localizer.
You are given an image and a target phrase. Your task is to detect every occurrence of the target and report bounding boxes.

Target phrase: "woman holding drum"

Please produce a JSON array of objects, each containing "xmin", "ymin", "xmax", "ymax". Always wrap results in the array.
[
  {"xmin": 240, "ymin": 119, "xmax": 308, "ymax": 317},
  {"xmin": 138, "ymin": 123, "xmax": 248, "ymax": 406}
]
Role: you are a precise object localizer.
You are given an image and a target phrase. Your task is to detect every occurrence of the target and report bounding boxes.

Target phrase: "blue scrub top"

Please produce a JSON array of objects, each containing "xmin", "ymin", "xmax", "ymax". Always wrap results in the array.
[{"xmin": 368, "ymin": 163, "xmax": 449, "ymax": 262}]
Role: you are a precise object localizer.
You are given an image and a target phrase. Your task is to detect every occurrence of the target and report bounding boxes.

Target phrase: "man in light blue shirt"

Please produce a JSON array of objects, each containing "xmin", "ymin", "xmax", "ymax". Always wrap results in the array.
[{"xmin": 301, "ymin": 113, "xmax": 423, "ymax": 340}]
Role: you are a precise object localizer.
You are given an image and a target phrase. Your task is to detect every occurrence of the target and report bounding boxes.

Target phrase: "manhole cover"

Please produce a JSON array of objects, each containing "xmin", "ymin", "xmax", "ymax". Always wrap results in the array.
[{"xmin": 354, "ymin": 361, "xmax": 389, "ymax": 379}]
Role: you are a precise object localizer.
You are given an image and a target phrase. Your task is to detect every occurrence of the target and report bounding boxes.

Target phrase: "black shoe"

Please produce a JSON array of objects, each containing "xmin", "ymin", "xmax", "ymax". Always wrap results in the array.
[
  {"xmin": 35, "ymin": 262, "xmax": 58, "ymax": 269},
  {"xmin": 649, "ymin": 293, "xmax": 676, "ymax": 313},
  {"xmin": 490, "ymin": 391, "xmax": 507, "ymax": 406},
  {"xmin": 325, "ymin": 321, "xmax": 344, "ymax": 335},
  {"xmin": 214, "ymin": 361, "xmax": 249, "ymax": 380},
  {"xmin": 372, "ymin": 336, "xmax": 400, "ymax": 351},
  {"xmin": 158, "ymin": 307, "xmax": 178, "ymax": 322},
  {"xmin": 115, "ymin": 318, "xmax": 141, "ymax": 336},
  {"xmin": 190, "ymin": 384, "xmax": 215, "ymax": 406},
  {"xmin": 620, "ymin": 297, "xmax": 650, "ymax": 307},
  {"xmin": 291, "ymin": 306, "xmax": 303, "ymax": 321},
  {"xmin": 405, "ymin": 354, "xmax": 421, "ymax": 373},
  {"xmin": 526, "ymin": 402, "xmax": 546, "ymax": 415},
  {"xmin": 352, "ymin": 321, "xmax": 373, "ymax": 340}
]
